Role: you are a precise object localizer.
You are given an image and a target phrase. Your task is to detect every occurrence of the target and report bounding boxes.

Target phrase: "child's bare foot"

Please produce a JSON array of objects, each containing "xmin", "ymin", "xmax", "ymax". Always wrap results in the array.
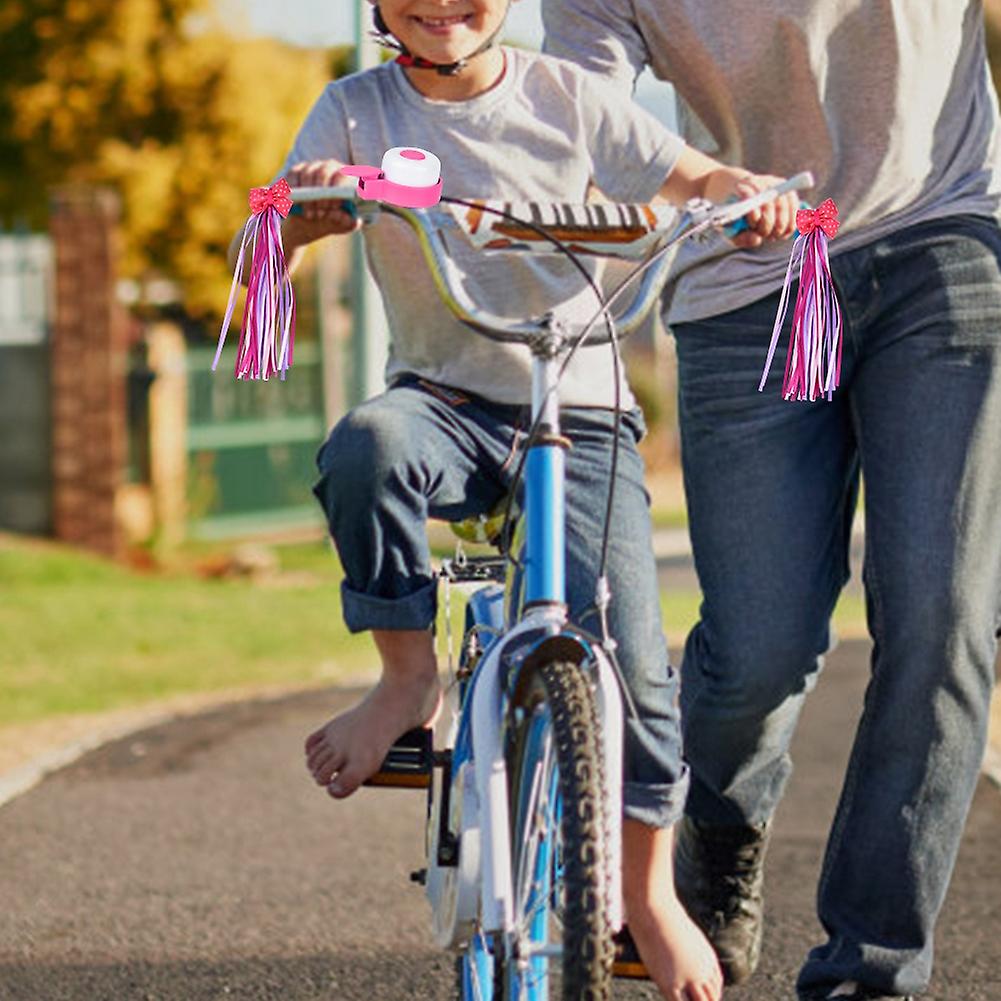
[
  {"xmin": 305, "ymin": 669, "xmax": 441, "ymax": 798},
  {"xmin": 305, "ymin": 628, "xmax": 441, "ymax": 798},
  {"xmin": 626, "ymin": 895, "xmax": 723, "ymax": 1001},
  {"xmin": 622, "ymin": 818, "xmax": 723, "ymax": 1001}
]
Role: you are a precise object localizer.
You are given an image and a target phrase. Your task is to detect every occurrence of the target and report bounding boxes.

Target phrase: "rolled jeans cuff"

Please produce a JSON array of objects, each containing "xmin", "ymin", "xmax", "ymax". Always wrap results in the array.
[
  {"xmin": 340, "ymin": 578, "xmax": 438, "ymax": 634},
  {"xmin": 622, "ymin": 765, "xmax": 691, "ymax": 829}
]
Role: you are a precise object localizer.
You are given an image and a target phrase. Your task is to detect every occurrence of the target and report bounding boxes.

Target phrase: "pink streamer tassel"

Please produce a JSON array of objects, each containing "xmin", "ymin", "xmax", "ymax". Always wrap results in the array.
[
  {"xmin": 213, "ymin": 179, "xmax": 296, "ymax": 380},
  {"xmin": 759, "ymin": 199, "xmax": 843, "ymax": 401}
]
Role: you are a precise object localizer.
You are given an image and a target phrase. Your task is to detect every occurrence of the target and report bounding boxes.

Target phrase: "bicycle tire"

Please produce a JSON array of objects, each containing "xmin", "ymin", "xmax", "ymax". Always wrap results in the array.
[{"xmin": 498, "ymin": 659, "xmax": 614, "ymax": 1001}]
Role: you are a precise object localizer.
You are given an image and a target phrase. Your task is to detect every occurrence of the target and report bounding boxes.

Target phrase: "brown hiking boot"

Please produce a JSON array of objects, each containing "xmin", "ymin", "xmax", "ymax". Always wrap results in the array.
[{"xmin": 674, "ymin": 814, "xmax": 771, "ymax": 985}]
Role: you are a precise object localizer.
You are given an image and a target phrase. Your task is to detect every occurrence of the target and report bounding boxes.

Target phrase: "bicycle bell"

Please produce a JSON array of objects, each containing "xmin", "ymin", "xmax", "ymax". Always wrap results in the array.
[{"xmin": 341, "ymin": 147, "xmax": 443, "ymax": 208}]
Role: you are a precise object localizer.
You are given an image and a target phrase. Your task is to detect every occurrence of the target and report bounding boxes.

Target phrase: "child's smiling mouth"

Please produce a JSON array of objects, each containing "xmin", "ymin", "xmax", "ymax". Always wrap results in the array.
[{"xmin": 412, "ymin": 13, "xmax": 473, "ymax": 34}]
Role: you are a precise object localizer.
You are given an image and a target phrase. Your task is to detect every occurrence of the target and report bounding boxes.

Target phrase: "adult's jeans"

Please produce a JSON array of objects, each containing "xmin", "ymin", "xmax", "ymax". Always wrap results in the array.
[
  {"xmin": 313, "ymin": 374, "xmax": 689, "ymax": 828},
  {"xmin": 672, "ymin": 215, "xmax": 1001, "ymax": 997}
]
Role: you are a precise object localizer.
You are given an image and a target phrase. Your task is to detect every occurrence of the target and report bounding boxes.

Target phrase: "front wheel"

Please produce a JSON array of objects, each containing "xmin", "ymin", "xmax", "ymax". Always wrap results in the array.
[{"xmin": 499, "ymin": 659, "xmax": 614, "ymax": 1001}]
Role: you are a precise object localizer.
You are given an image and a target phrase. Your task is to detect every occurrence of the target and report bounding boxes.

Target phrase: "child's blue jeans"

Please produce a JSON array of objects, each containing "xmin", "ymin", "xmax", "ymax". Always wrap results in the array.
[
  {"xmin": 313, "ymin": 374, "xmax": 688, "ymax": 829},
  {"xmin": 672, "ymin": 214, "xmax": 1001, "ymax": 997}
]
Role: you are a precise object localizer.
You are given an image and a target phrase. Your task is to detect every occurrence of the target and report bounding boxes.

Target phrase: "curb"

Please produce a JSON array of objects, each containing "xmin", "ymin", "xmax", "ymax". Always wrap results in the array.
[
  {"xmin": 0, "ymin": 675, "xmax": 378, "ymax": 812},
  {"xmin": 0, "ymin": 710, "xmax": 180, "ymax": 810},
  {"xmin": 5, "ymin": 680, "xmax": 998, "ymax": 813},
  {"xmin": 2, "ymin": 543, "xmax": 999, "ymax": 809}
]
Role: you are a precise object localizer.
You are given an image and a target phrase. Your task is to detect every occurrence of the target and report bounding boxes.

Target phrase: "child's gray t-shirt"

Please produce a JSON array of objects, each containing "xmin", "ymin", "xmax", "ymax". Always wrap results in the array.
[
  {"xmin": 543, "ymin": 0, "xmax": 1001, "ymax": 325},
  {"xmin": 279, "ymin": 47, "xmax": 682, "ymax": 407}
]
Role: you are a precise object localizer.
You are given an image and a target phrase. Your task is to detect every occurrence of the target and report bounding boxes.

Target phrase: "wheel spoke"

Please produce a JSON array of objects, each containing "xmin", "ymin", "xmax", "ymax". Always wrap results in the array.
[
  {"xmin": 462, "ymin": 927, "xmax": 494, "ymax": 1001},
  {"xmin": 499, "ymin": 660, "xmax": 613, "ymax": 1000},
  {"xmin": 470, "ymin": 931, "xmax": 489, "ymax": 1001},
  {"xmin": 514, "ymin": 728, "xmax": 554, "ymax": 928}
]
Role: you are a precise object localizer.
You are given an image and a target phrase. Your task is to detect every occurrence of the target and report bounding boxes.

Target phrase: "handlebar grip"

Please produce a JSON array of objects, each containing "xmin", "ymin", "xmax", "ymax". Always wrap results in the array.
[{"xmin": 288, "ymin": 200, "xmax": 358, "ymax": 220}]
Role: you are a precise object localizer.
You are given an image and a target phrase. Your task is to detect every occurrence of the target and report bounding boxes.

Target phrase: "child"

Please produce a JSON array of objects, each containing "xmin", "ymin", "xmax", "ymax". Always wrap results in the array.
[{"xmin": 230, "ymin": 2, "xmax": 795, "ymax": 997}]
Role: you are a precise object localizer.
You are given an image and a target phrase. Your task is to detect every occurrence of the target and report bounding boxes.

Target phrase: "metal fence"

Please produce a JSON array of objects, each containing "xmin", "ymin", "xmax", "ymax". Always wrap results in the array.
[{"xmin": 0, "ymin": 233, "xmax": 52, "ymax": 534}]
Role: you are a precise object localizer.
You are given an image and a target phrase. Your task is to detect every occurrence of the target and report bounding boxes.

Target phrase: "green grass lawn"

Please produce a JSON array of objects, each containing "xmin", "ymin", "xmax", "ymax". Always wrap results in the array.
[
  {"xmin": 0, "ymin": 534, "xmax": 868, "ymax": 728},
  {"xmin": 0, "ymin": 537, "xmax": 372, "ymax": 725}
]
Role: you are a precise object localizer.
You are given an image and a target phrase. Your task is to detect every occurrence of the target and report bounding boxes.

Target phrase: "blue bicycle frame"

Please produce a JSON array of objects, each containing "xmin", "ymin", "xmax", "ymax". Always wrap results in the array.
[
  {"xmin": 523, "ymin": 358, "xmax": 565, "ymax": 610},
  {"xmin": 286, "ymin": 172, "xmax": 814, "ymax": 1001},
  {"xmin": 451, "ymin": 341, "xmax": 577, "ymax": 1001}
]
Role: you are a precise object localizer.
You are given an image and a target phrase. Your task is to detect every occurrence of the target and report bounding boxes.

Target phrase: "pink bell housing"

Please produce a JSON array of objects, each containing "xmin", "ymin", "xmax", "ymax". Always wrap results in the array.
[{"xmin": 342, "ymin": 147, "xmax": 443, "ymax": 208}]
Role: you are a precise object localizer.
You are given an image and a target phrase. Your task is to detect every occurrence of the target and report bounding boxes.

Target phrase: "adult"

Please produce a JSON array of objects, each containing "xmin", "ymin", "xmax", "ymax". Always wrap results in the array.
[{"xmin": 543, "ymin": 3, "xmax": 1001, "ymax": 1001}]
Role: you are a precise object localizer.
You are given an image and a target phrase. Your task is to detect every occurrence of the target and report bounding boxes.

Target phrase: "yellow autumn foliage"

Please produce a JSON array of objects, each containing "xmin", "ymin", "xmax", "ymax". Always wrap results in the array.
[{"xmin": 0, "ymin": 1, "xmax": 339, "ymax": 319}]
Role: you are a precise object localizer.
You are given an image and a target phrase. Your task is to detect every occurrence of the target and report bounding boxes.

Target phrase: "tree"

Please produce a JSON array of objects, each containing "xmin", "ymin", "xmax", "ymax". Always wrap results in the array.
[{"xmin": 0, "ymin": 0, "xmax": 341, "ymax": 319}]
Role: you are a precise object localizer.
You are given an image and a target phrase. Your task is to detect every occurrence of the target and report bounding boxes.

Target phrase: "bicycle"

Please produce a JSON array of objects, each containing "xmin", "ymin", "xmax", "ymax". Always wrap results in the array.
[{"xmin": 256, "ymin": 168, "xmax": 811, "ymax": 1000}]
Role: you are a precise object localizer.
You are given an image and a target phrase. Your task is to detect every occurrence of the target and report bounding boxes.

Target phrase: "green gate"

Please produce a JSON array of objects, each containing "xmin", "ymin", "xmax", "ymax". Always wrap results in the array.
[
  {"xmin": 186, "ymin": 342, "xmax": 328, "ymax": 538},
  {"xmin": 0, "ymin": 233, "xmax": 52, "ymax": 535}
]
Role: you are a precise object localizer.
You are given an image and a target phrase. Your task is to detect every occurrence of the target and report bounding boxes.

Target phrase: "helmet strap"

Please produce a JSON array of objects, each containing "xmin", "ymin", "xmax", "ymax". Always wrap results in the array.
[{"xmin": 370, "ymin": 4, "xmax": 503, "ymax": 77}]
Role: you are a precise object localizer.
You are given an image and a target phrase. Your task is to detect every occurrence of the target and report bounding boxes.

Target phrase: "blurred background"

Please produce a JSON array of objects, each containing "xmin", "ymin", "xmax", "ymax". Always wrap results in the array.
[
  {"xmin": 0, "ymin": 1, "xmax": 998, "ymax": 767},
  {"xmin": 0, "ymin": 0, "xmax": 679, "ymax": 554}
]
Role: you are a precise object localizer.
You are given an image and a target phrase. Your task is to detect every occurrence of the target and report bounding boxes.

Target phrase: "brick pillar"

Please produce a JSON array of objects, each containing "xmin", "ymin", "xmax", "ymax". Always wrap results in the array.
[{"xmin": 49, "ymin": 188, "xmax": 127, "ymax": 558}]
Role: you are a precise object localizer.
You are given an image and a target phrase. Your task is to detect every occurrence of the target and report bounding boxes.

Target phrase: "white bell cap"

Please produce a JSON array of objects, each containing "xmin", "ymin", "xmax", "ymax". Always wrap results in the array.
[{"xmin": 381, "ymin": 147, "xmax": 442, "ymax": 189}]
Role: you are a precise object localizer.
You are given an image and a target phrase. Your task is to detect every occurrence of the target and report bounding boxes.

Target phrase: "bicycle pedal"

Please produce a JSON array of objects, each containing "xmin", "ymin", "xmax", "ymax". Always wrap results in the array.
[
  {"xmin": 363, "ymin": 727, "xmax": 434, "ymax": 789},
  {"xmin": 612, "ymin": 927, "xmax": 650, "ymax": 980}
]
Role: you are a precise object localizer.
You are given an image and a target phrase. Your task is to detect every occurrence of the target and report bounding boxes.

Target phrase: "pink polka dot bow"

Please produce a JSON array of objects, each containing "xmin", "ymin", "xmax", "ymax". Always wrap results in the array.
[
  {"xmin": 795, "ymin": 198, "xmax": 840, "ymax": 239},
  {"xmin": 248, "ymin": 178, "xmax": 293, "ymax": 218},
  {"xmin": 760, "ymin": 195, "xmax": 844, "ymax": 402}
]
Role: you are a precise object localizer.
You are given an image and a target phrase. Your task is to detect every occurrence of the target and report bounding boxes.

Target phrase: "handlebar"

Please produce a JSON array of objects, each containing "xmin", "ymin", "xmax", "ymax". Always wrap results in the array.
[{"xmin": 287, "ymin": 171, "xmax": 814, "ymax": 348}]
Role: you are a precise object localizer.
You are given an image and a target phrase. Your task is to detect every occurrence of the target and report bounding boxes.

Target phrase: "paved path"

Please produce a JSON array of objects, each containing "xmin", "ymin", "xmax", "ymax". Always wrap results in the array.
[{"xmin": 0, "ymin": 640, "xmax": 998, "ymax": 1001}]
